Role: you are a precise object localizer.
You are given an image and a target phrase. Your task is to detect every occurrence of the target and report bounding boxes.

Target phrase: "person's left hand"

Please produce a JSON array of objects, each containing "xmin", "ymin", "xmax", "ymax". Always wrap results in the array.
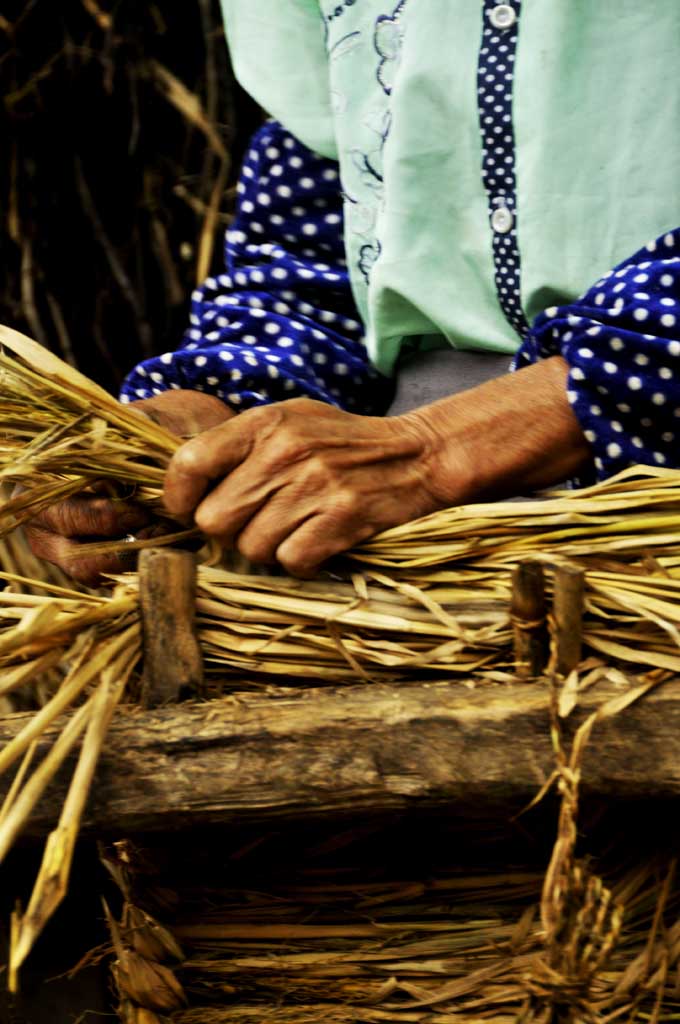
[
  {"xmin": 162, "ymin": 397, "xmax": 449, "ymax": 577},
  {"xmin": 162, "ymin": 358, "xmax": 592, "ymax": 577}
]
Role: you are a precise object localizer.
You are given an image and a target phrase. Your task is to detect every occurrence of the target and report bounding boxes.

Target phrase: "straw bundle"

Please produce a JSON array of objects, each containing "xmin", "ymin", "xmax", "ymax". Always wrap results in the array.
[
  {"xmin": 102, "ymin": 801, "xmax": 680, "ymax": 1024},
  {"xmin": 0, "ymin": 326, "xmax": 181, "ymax": 537},
  {"xmin": 2, "ymin": 324, "xmax": 680, "ymax": 983}
]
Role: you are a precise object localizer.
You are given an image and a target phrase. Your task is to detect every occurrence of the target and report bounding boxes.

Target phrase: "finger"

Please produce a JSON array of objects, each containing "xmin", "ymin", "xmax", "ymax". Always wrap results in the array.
[
  {"xmin": 192, "ymin": 447, "xmax": 369, "ymax": 552},
  {"xmin": 191, "ymin": 457, "xmax": 288, "ymax": 546},
  {"xmin": 25, "ymin": 526, "xmax": 130, "ymax": 587},
  {"xmin": 232, "ymin": 495, "xmax": 316, "ymax": 565},
  {"xmin": 163, "ymin": 408, "xmax": 264, "ymax": 519},
  {"xmin": 275, "ymin": 512, "xmax": 374, "ymax": 578},
  {"xmin": 30, "ymin": 497, "xmax": 151, "ymax": 539}
]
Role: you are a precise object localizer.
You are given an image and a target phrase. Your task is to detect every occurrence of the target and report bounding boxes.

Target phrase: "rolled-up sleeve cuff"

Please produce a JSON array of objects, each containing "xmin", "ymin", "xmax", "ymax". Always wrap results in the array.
[{"xmin": 515, "ymin": 228, "xmax": 680, "ymax": 480}]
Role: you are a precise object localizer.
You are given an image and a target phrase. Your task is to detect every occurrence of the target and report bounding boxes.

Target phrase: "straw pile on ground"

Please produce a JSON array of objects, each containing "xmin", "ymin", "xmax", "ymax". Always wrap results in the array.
[
  {"xmin": 1, "ymin": 324, "xmax": 680, "ymax": 999},
  {"xmin": 101, "ymin": 808, "xmax": 680, "ymax": 1024}
]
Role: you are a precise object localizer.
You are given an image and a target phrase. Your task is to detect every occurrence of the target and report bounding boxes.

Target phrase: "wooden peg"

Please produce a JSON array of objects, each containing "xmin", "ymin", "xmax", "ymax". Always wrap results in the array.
[
  {"xmin": 511, "ymin": 560, "xmax": 547, "ymax": 679},
  {"xmin": 552, "ymin": 563, "xmax": 585, "ymax": 677},
  {"xmin": 139, "ymin": 548, "xmax": 203, "ymax": 708}
]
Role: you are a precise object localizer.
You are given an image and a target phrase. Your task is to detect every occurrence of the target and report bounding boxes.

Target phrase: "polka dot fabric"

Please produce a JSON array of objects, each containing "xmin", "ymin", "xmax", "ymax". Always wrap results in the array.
[
  {"xmin": 515, "ymin": 229, "xmax": 680, "ymax": 479},
  {"xmin": 120, "ymin": 121, "xmax": 392, "ymax": 415},
  {"xmin": 477, "ymin": 0, "xmax": 528, "ymax": 339}
]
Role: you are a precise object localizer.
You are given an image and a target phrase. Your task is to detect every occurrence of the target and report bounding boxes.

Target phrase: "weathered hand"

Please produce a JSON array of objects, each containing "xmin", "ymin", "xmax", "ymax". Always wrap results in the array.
[
  {"xmin": 24, "ymin": 496, "xmax": 156, "ymax": 587},
  {"xmin": 162, "ymin": 398, "xmax": 447, "ymax": 577},
  {"xmin": 163, "ymin": 357, "xmax": 592, "ymax": 578},
  {"xmin": 24, "ymin": 390, "xmax": 234, "ymax": 585}
]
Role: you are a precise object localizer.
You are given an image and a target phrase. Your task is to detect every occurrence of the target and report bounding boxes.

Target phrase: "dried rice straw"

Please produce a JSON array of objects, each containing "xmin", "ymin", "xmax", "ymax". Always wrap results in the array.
[
  {"xmin": 102, "ymin": 794, "xmax": 680, "ymax": 1024},
  {"xmin": 2, "ymin": 324, "xmax": 680, "ymax": 982}
]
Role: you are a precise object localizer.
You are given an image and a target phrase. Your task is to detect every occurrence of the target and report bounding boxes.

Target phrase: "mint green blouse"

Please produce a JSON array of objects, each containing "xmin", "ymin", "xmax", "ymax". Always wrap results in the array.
[{"xmin": 219, "ymin": 1, "xmax": 680, "ymax": 376}]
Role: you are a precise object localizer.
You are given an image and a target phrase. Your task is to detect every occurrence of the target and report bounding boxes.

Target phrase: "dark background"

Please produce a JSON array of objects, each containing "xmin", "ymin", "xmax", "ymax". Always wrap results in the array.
[{"xmin": 0, "ymin": 0, "xmax": 260, "ymax": 395}]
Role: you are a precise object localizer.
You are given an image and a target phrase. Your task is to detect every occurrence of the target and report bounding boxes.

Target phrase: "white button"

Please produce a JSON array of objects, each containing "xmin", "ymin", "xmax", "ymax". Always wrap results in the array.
[
  {"xmin": 489, "ymin": 4, "xmax": 517, "ymax": 30},
  {"xmin": 491, "ymin": 206, "xmax": 514, "ymax": 234}
]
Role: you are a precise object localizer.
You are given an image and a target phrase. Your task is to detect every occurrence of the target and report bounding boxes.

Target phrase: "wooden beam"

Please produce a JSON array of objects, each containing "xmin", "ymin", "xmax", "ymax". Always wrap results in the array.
[{"xmin": 2, "ymin": 678, "xmax": 680, "ymax": 835}]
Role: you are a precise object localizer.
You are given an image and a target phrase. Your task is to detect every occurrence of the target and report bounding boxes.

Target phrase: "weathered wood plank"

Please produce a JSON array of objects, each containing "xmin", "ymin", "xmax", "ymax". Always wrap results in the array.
[{"xmin": 2, "ymin": 678, "xmax": 680, "ymax": 835}]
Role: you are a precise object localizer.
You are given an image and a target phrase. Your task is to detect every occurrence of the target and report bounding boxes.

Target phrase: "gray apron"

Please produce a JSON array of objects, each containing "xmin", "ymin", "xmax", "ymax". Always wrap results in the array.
[{"xmin": 387, "ymin": 348, "xmax": 512, "ymax": 415}]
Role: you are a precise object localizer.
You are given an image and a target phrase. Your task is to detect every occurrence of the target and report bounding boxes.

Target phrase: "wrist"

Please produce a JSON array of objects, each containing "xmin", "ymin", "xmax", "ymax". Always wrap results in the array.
[{"xmin": 398, "ymin": 356, "xmax": 592, "ymax": 505}]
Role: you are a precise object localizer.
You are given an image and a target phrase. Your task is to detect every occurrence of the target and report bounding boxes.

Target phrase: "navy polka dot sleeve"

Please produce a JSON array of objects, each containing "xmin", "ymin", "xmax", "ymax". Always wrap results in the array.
[
  {"xmin": 120, "ymin": 122, "xmax": 393, "ymax": 415},
  {"xmin": 515, "ymin": 229, "xmax": 680, "ymax": 480}
]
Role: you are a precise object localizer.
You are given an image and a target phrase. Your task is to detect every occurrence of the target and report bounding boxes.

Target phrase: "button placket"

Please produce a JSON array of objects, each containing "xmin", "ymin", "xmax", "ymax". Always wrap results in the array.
[{"xmin": 476, "ymin": 0, "xmax": 527, "ymax": 338}]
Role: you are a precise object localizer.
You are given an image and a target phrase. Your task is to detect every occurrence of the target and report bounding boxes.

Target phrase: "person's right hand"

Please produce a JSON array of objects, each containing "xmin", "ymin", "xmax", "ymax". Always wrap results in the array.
[
  {"xmin": 24, "ymin": 495, "xmax": 156, "ymax": 587},
  {"xmin": 24, "ymin": 390, "xmax": 234, "ymax": 586}
]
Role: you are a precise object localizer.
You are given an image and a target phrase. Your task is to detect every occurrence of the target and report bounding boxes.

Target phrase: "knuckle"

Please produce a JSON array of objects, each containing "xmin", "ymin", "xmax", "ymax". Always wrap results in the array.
[
  {"xmin": 237, "ymin": 534, "xmax": 273, "ymax": 566},
  {"xmin": 278, "ymin": 553, "xmax": 314, "ymax": 578},
  {"xmin": 46, "ymin": 501, "xmax": 79, "ymax": 537},
  {"xmin": 276, "ymin": 540, "xmax": 317, "ymax": 579},
  {"xmin": 307, "ymin": 453, "xmax": 328, "ymax": 476},
  {"xmin": 303, "ymin": 454, "xmax": 333, "ymax": 485},
  {"xmin": 245, "ymin": 402, "xmax": 284, "ymax": 436},
  {"xmin": 268, "ymin": 429, "xmax": 311, "ymax": 468},
  {"xmin": 31, "ymin": 502, "xmax": 64, "ymax": 535},
  {"xmin": 193, "ymin": 504, "xmax": 222, "ymax": 536},
  {"xmin": 24, "ymin": 525, "xmax": 49, "ymax": 558},
  {"xmin": 89, "ymin": 500, "xmax": 119, "ymax": 536},
  {"xmin": 267, "ymin": 434, "xmax": 297, "ymax": 466},
  {"xmin": 171, "ymin": 442, "xmax": 206, "ymax": 477},
  {"xmin": 325, "ymin": 487, "xmax": 357, "ymax": 517}
]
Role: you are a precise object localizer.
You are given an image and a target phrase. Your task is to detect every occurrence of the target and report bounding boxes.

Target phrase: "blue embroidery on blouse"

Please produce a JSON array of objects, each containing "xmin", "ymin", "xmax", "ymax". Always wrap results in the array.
[
  {"xmin": 374, "ymin": 1, "xmax": 408, "ymax": 95},
  {"xmin": 323, "ymin": 0, "xmax": 361, "ymax": 26},
  {"xmin": 358, "ymin": 240, "xmax": 382, "ymax": 283},
  {"xmin": 350, "ymin": 153, "xmax": 383, "ymax": 194},
  {"xmin": 329, "ymin": 31, "xmax": 362, "ymax": 59}
]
